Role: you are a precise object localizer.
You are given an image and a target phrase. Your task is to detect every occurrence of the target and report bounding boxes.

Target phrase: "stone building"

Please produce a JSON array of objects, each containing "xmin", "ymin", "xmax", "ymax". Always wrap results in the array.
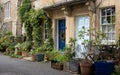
[
  {"xmin": 0, "ymin": 0, "xmax": 21, "ymax": 37},
  {"xmin": 0, "ymin": 0, "xmax": 120, "ymax": 57},
  {"xmin": 32, "ymin": 0, "xmax": 120, "ymax": 58}
]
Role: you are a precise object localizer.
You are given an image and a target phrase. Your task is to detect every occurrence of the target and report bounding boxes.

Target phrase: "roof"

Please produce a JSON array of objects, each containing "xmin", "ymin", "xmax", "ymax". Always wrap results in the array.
[{"xmin": 43, "ymin": 0, "xmax": 87, "ymax": 10}]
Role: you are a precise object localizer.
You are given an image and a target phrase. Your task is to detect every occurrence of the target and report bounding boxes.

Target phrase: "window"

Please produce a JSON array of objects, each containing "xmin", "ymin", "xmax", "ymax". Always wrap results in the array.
[
  {"xmin": 4, "ymin": 1, "xmax": 11, "ymax": 18},
  {"xmin": 44, "ymin": 24, "xmax": 49, "ymax": 39},
  {"xmin": 101, "ymin": 7, "xmax": 115, "ymax": 41}
]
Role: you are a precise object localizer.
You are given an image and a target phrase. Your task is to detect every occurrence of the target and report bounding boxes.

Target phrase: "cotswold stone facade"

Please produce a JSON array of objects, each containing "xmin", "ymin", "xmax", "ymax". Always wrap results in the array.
[
  {"xmin": 0, "ymin": 0, "xmax": 21, "ymax": 36},
  {"xmin": 32, "ymin": 0, "xmax": 119, "ymax": 47},
  {"xmin": 0, "ymin": 0, "xmax": 120, "ymax": 51}
]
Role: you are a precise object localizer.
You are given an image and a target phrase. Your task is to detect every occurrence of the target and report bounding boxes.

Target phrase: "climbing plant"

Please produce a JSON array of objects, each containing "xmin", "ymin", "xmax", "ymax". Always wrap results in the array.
[
  {"xmin": 0, "ymin": 3, "xmax": 3, "ymax": 23},
  {"xmin": 18, "ymin": 0, "xmax": 31, "ymax": 23},
  {"xmin": 23, "ymin": 9, "xmax": 53, "ymax": 48},
  {"xmin": 31, "ymin": 9, "xmax": 49, "ymax": 48},
  {"xmin": 23, "ymin": 9, "xmax": 34, "ymax": 41}
]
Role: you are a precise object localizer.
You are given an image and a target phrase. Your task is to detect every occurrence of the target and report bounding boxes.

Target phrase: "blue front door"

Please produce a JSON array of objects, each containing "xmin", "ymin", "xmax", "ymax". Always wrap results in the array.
[{"xmin": 58, "ymin": 19, "xmax": 66, "ymax": 50}]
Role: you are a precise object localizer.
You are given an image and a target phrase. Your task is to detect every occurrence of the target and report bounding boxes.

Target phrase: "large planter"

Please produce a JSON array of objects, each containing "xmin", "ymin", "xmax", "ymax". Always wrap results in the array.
[
  {"xmin": 80, "ymin": 62, "xmax": 93, "ymax": 75},
  {"xmin": 69, "ymin": 58, "xmax": 81, "ymax": 73},
  {"xmin": 36, "ymin": 53, "xmax": 44, "ymax": 62},
  {"xmin": 94, "ymin": 61, "xmax": 114, "ymax": 75},
  {"xmin": 51, "ymin": 60, "xmax": 63, "ymax": 70}
]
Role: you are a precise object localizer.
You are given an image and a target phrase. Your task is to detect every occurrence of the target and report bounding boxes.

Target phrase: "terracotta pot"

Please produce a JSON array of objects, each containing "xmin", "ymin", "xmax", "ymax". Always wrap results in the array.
[
  {"xmin": 22, "ymin": 51, "xmax": 28, "ymax": 57},
  {"xmin": 17, "ymin": 51, "xmax": 22, "ymax": 55},
  {"xmin": 80, "ymin": 62, "xmax": 92, "ymax": 75},
  {"xmin": 44, "ymin": 55, "xmax": 49, "ymax": 62},
  {"xmin": 31, "ymin": 55, "xmax": 36, "ymax": 61},
  {"xmin": 114, "ymin": 59, "xmax": 119, "ymax": 65}
]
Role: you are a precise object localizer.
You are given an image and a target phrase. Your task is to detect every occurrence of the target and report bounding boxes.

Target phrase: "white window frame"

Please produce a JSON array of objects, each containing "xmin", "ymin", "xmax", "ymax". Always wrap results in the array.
[
  {"xmin": 4, "ymin": 1, "xmax": 11, "ymax": 19},
  {"xmin": 100, "ymin": 7, "xmax": 115, "ymax": 44}
]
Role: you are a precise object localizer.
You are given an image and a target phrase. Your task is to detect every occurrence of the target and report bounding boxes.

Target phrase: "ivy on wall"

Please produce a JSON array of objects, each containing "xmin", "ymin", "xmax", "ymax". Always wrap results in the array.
[
  {"xmin": 23, "ymin": 9, "xmax": 53, "ymax": 48},
  {"xmin": 0, "ymin": 3, "xmax": 3, "ymax": 23},
  {"xmin": 18, "ymin": 0, "xmax": 31, "ymax": 23},
  {"xmin": 18, "ymin": 0, "xmax": 53, "ymax": 48},
  {"xmin": 23, "ymin": 9, "xmax": 34, "ymax": 41}
]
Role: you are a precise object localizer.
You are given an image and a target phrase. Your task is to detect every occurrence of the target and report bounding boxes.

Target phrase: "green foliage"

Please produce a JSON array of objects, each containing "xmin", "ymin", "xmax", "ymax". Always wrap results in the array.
[
  {"xmin": 78, "ymin": 27, "xmax": 106, "ymax": 51},
  {"xmin": 117, "ymin": 29, "xmax": 120, "ymax": 48},
  {"xmin": 20, "ymin": 41, "xmax": 32, "ymax": 51},
  {"xmin": 23, "ymin": 8, "xmax": 53, "ymax": 50},
  {"xmin": 64, "ymin": 38, "xmax": 76, "ymax": 61},
  {"xmin": 0, "ymin": 3, "xmax": 3, "ymax": 23},
  {"xmin": 43, "ymin": 38, "xmax": 54, "ymax": 51},
  {"xmin": 24, "ymin": 9, "xmax": 52, "ymax": 48},
  {"xmin": 48, "ymin": 49, "xmax": 68, "ymax": 63},
  {"xmin": 24, "ymin": 9, "xmax": 34, "ymax": 41},
  {"xmin": 0, "ymin": 32, "xmax": 13, "ymax": 51},
  {"xmin": 18, "ymin": 0, "xmax": 31, "ymax": 23},
  {"xmin": 29, "ymin": 49, "xmax": 36, "ymax": 55},
  {"xmin": 0, "ymin": 3, "xmax": 3, "ymax": 11},
  {"xmin": 111, "ymin": 71, "xmax": 120, "ymax": 75}
]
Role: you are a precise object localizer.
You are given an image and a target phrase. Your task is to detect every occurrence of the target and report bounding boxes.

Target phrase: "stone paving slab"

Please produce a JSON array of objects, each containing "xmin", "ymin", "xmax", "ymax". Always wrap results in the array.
[
  {"xmin": 0, "ymin": 72, "xmax": 24, "ymax": 75},
  {"xmin": 0, "ymin": 52, "xmax": 71, "ymax": 75}
]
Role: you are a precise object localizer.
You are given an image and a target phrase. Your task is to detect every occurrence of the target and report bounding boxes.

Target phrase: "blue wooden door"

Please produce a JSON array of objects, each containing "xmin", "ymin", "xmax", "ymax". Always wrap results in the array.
[{"xmin": 58, "ymin": 19, "xmax": 66, "ymax": 50}]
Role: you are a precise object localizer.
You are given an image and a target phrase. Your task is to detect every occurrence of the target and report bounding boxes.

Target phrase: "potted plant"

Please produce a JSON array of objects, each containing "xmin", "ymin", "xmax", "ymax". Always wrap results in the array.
[
  {"xmin": 64, "ymin": 38, "xmax": 80, "ymax": 72},
  {"xmin": 90, "ymin": 30, "xmax": 115, "ymax": 75},
  {"xmin": 29, "ymin": 49, "xmax": 36, "ymax": 61},
  {"xmin": 77, "ymin": 27, "xmax": 94, "ymax": 75},
  {"xmin": 42, "ymin": 39, "xmax": 53, "ymax": 62},
  {"xmin": 14, "ymin": 43, "xmax": 22, "ymax": 55},
  {"xmin": 49, "ymin": 49, "xmax": 68, "ymax": 70},
  {"xmin": 35, "ymin": 46, "xmax": 45, "ymax": 62},
  {"xmin": 21, "ymin": 41, "xmax": 32, "ymax": 57},
  {"xmin": 6, "ymin": 45, "xmax": 15, "ymax": 54}
]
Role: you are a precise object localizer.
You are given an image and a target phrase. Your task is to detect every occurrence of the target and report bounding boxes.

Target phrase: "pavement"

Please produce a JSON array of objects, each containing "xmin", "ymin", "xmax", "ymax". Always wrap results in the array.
[{"xmin": 0, "ymin": 53, "xmax": 72, "ymax": 75}]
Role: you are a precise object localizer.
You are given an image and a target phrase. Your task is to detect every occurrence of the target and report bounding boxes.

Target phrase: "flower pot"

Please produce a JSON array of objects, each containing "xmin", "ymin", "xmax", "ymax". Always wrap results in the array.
[
  {"xmin": 36, "ymin": 53, "xmax": 44, "ymax": 62},
  {"xmin": 22, "ymin": 51, "xmax": 28, "ymax": 57},
  {"xmin": 44, "ymin": 55, "xmax": 49, "ymax": 62},
  {"xmin": 69, "ymin": 58, "xmax": 81, "ymax": 73},
  {"xmin": 114, "ymin": 59, "xmax": 119, "ymax": 65},
  {"xmin": 31, "ymin": 55, "xmax": 36, "ymax": 62},
  {"xmin": 80, "ymin": 62, "xmax": 93, "ymax": 75},
  {"xmin": 63, "ymin": 62, "xmax": 69, "ymax": 72},
  {"xmin": 94, "ymin": 61, "xmax": 114, "ymax": 75},
  {"xmin": 51, "ymin": 60, "xmax": 63, "ymax": 70}
]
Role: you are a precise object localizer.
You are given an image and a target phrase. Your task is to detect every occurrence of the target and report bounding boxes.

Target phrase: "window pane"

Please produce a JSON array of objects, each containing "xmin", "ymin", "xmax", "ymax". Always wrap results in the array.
[
  {"xmin": 102, "ymin": 17, "xmax": 107, "ymax": 24},
  {"xmin": 112, "ymin": 33, "xmax": 115, "ymax": 40},
  {"xmin": 102, "ymin": 9, "xmax": 106, "ymax": 16},
  {"xmin": 106, "ymin": 8, "xmax": 111, "ymax": 15},
  {"xmin": 108, "ymin": 25, "xmax": 114, "ymax": 32},
  {"xmin": 102, "ymin": 25, "xmax": 107, "ymax": 32},
  {"xmin": 107, "ymin": 16, "xmax": 110, "ymax": 24},
  {"xmin": 112, "ymin": 7, "xmax": 115, "ymax": 15},
  {"xmin": 111, "ymin": 16, "xmax": 115, "ymax": 23}
]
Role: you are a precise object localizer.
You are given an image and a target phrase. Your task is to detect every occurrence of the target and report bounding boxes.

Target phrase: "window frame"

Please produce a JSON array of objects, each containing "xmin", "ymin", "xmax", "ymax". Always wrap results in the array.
[
  {"xmin": 44, "ymin": 23, "xmax": 49, "ymax": 40},
  {"xmin": 4, "ymin": 1, "xmax": 11, "ymax": 19},
  {"xmin": 100, "ymin": 6, "xmax": 115, "ymax": 44}
]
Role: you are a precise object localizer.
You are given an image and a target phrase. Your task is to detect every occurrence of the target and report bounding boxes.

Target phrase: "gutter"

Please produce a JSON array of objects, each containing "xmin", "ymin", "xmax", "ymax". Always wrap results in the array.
[{"xmin": 43, "ymin": 0, "xmax": 87, "ymax": 10}]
